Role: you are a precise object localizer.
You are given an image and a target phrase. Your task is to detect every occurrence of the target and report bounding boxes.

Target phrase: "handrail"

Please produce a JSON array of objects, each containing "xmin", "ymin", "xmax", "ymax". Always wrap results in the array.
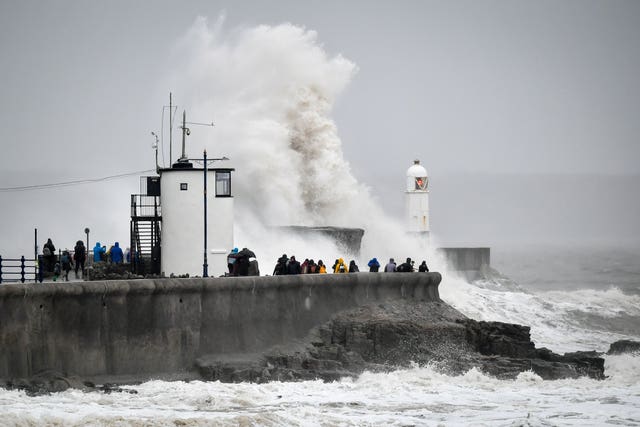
[{"xmin": 0, "ymin": 255, "xmax": 42, "ymax": 284}]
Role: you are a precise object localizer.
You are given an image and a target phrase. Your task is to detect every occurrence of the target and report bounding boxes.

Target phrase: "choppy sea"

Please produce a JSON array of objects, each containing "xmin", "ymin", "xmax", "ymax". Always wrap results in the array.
[{"xmin": 1, "ymin": 245, "xmax": 639, "ymax": 426}]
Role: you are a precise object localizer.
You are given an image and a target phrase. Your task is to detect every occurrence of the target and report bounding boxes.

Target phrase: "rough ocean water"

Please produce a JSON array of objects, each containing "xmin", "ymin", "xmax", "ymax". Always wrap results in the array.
[{"xmin": 1, "ymin": 247, "xmax": 639, "ymax": 426}]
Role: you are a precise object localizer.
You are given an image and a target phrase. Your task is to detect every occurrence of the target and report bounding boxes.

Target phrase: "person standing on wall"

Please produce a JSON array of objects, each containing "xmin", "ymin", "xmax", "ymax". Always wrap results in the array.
[
  {"xmin": 73, "ymin": 240, "xmax": 86, "ymax": 278},
  {"xmin": 110, "ymin": 242, "xmax": 124, "ymax": 264},
  {"xmin": 384, "ymin": 258, "xmax": 396, "ymax": 272},
  {"xmin": 334, "ymin": 258, "xmax": 348, "ymax": 273},
  {"xmin": 93, "ymin": 242, "xmax": 104, "ymax": 263},
  {"xmin": 367, "ymin": 258, "xmax": 380, "ymax": 272},
  {"xmin": 287, "ymin": 256, "xmax": 301, "ymax": 275},
  {"xmin": 43, "ymin": 238, "xmax": 56, "ymax": 272},
  {"xmin": 317, "ymin": 260, "xmax": 327, "ymax": 273}
]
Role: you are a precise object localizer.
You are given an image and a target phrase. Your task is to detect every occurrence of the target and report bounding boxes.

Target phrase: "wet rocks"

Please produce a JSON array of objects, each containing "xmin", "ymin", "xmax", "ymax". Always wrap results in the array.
[
  {"xmin": 607, "ymin": 339, "xmax": 640, "ymax": 355},
  {"xmin": 456, "ymin": 319, "xmax": 605, "ymax": 379},
  {"xmin": 2, "ymin": 370, "xmax": 138, "ymax": 396},
  {"xmin": 196, "ymin": 300, "xmax": 606, "ymax": 382}
]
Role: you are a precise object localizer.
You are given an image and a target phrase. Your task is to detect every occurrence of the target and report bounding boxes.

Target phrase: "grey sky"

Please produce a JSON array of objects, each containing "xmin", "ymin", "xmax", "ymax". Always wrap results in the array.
[{"xmin": 1, "ymin": 0, "xmax": 639, "ymax": 254}]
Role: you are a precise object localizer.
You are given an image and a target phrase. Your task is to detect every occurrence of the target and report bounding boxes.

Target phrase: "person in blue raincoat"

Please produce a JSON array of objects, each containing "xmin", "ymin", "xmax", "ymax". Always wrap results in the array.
[
  {"xmin": 110, "ymin": 242, "xmax": 124, "ymax": 264},
  {"xmin": 93, "ymin": 242, "xmax": 106, "ymax": 263},
  {"xmin": 367, "ymin": 257, "xmax": 380, "ymax": 272}
]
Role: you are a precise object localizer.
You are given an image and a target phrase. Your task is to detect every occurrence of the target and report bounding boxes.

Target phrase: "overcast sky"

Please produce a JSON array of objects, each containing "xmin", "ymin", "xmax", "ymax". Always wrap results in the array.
[{"xmin": 1, "ymin": 0, "xmax": 639, "ymax": 255}]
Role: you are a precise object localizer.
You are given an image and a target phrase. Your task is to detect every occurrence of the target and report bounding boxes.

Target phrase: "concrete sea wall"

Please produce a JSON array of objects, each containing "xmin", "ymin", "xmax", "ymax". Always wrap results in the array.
[
  {"xmin": 0, "ymin": 273, "xmax": 441, "ymax": 380},
  {"xmin": 437, "ymin": 247, "xmax": 490, "ymax": 281}
]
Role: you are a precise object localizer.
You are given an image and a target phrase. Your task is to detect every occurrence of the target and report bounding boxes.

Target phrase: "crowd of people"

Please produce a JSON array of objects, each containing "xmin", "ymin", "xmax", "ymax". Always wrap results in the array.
[
  {"xmin": 226, "ymin": 247, "xmax": 260, "ymax": 276},
  {"xmin": 42, "ymin": 237, "xmax": 129, "ymax": 281},
  {"xmin": 271, "ymin": 255, "xmax": 429, "ymax": 275},
  {"xmin": 41, "ymin": 237, "xmax": 431, "ymax": 281}
]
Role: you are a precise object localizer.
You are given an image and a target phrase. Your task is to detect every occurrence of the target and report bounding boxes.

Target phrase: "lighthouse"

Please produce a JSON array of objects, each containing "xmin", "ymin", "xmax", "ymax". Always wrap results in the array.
[{"xmin": 405, "ymin": 159, "xmax": 430, "ymax": 246}]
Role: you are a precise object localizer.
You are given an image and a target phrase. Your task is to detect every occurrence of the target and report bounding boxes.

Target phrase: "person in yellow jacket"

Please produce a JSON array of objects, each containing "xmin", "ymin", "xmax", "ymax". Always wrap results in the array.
[
  {"xmin": 334, "ymin": 257, "xmax": 348, "ymax": 273},
  {"xmin": 317, "ymin": 260, "xmax": 327, "ymax": 273}
]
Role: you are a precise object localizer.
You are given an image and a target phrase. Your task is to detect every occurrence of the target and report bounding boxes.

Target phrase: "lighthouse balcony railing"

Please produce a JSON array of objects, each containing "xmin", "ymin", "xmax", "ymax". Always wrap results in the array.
[{"xmin": 131, "ymin": 194, "xmax": 161, "ymax": 219}]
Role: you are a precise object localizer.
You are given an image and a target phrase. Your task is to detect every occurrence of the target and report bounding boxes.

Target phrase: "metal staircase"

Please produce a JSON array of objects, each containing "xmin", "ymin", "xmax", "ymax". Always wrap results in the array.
[{"xmin": 130, "ymin": 193, "xmax": 161, "ymax": 275}]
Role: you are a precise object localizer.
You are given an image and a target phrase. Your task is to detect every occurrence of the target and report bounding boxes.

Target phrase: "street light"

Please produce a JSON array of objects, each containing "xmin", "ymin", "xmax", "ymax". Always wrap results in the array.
[
  {"xmin": 193, "ymin": 151, "xmax": 229, "ymax": 277},
  {"xmin": 84, "ymin": 228, "xmax": 90, "ymax": 263}
]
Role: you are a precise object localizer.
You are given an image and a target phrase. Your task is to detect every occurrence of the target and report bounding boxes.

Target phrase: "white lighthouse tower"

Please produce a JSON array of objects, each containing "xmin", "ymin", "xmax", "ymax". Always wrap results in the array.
[{"xmin": 405, "ymin": 159, "xmax": 430, "ymax": 246}]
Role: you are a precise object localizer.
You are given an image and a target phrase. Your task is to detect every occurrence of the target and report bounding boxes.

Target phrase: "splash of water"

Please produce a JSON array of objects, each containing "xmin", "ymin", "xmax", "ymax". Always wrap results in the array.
[{"xmin": 165, "ymin": 17, "xmax": 437, "ymax": 266}]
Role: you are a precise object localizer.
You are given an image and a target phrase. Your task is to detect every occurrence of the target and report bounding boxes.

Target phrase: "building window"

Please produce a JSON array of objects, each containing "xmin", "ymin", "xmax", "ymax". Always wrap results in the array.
[
  {"xmin": 180, "ymin": 183, "xmax": 188, "ymax": 191},
  {"xmin": 215, "ymin": 171, "xmax": 231, "ymax": 196}
]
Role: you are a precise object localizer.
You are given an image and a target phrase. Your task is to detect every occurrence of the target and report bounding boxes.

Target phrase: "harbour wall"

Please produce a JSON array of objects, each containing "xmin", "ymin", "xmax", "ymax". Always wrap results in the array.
[
  {"xmin": 0, "ymin": 273, "xmax": 441, "ymax": 380},
  {"xmin": 436, "ymin": 247, "xmax": 490, "ymax": 281}
]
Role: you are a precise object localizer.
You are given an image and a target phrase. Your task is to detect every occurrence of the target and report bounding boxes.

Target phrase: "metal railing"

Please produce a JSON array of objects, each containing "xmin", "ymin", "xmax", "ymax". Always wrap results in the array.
[
  {"xmin": 131, "ymin": 194, "xmax": 161, "ymax": 218},
  {"xmin": 0, "ymin": 255, "xmax": 42, "ymax": 283}
]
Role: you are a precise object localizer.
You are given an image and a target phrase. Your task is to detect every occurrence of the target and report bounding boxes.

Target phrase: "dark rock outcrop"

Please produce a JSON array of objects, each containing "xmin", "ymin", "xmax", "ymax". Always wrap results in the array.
[
  {"xmin": 458, "ymin": 319, "xmax": 605, "ymax": 379},
  {"xmin": 196, "ymin": 300, "xmax": 605, "ymax": 382},
  {"xmin": 607, "ymin": 340, "xmax": 640, "ymax": 355},
  {"xmin": 2, "ymin": 370, "xmax": 138, "ymax": 396}
]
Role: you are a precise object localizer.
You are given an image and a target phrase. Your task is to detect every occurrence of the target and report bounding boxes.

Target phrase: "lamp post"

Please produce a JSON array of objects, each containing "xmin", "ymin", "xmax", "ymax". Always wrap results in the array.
[
  {"xmin": 84, "ymin": 228, "xmax": 90, "ymax": 263},
  {"xmin": 190, "ymin": 152, "xmax": 229, "ymax": 278},
  {"xmin": 203, "ymin": 150, "xmax": 208, "ymax": 277}
]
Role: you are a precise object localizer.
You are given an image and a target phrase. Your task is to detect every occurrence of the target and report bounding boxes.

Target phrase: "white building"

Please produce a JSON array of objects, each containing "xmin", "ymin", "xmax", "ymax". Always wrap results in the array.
[
  {"xmin": 131, "ymin": 158, "xmax": 234, "ymax": 278},
  {"xmin": 405, "ymin": 159, "xmax": 430, "ymax": 246},
  {"xmin": 160, "ymin": 160, "xmax": 234, "ymax": 277}
]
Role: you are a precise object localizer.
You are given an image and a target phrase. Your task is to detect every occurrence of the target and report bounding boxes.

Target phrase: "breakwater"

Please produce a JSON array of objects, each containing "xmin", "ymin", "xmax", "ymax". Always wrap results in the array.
[{"xmin": 0, "ymin": 273, "xmax": 441, "ymax": 381}]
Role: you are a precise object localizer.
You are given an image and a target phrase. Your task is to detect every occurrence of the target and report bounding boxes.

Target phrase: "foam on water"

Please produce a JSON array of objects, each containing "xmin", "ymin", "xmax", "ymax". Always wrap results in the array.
[
  {"xmin": 2, "ymin": 362, "xmax": 639, "ymax": 426},
  {"xmin": 440, "ymin": 272, "xmax": 640, "ymax": 353}
]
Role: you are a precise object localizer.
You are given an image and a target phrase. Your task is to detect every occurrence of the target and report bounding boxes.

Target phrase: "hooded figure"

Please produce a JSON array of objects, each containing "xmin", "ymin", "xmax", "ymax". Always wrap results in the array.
[
  {"xmin": 418, "ymin": 261, "xmax": 429, "ymax": 272},
  {"xmin": 234, "ymin": 248, "xmax": 256, "ymax": 276},
  {"xmin": 273, "ymin": 254, "xmax": 289, "ymax": 275},
  {"xmin": 367, "ymin": 258, "xmax": 380, "ymax": 272},
  {"xmin": 93, "ymin": 242, "xmax": 104, "ymax": 263},
  {"xmin": 110, "ymin": 242, "xmax": 124, "ymax": 264},
  {"xmin": 384, "ymin": 258, "xmax": 396, "ymax": 272},
  {"xmin": 43, "ymin": 238, "xmax": 56, "ymax": 272},
  {"xmin": 287, "ymin": 255, "xmax": 301, "ymax": 275},
  {"xmin": 317, "ymin": 260, "xmax": 327, "ymax": 274},
  {"xmin": 348, "ymin": 260, "xmax": 359, "ymax": 273},
  {"xmin": 334, "ymin": 258, "xmax": 348, "ymax": 273},
  {"xmin": 74, "ymin": 240, "xmax": 86, "ymax": 278},
  {"xmin": 44, "ymin": 238, "xmax": 56, "ymax": 256},
  {"xmin": 227, "ymin": 247, "xmax": 239, "ymax": 275}
]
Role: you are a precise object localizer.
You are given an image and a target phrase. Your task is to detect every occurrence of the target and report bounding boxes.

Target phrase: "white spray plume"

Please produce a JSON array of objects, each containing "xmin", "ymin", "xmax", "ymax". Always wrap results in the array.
[{"xmin": 165, "ymin": 17, "xmax": 441, "ymax": 269}]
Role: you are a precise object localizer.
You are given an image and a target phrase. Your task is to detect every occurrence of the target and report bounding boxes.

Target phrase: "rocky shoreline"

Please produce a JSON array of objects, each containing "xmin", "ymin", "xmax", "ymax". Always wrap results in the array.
[
  {"xmin": 196, "ymin": 299, "xmax": 607, "ymax": 383},
  {"xmin": 4, "ymin": 298, "xmax": 635, "ymax": 396}
]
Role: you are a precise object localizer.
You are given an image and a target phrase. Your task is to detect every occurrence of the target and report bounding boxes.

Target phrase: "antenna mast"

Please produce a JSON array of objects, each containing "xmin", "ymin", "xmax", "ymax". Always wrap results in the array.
[
  {"xmin": 169, "ymin": 92, "xmax": 173, "ymax": 165},
  {"xmin": 175, "ymin": 108, "xmax": 213, "ymax": 164},
  {"xmin": 180, "ymin": 110, "xmax": 188, "ymax": 160}
]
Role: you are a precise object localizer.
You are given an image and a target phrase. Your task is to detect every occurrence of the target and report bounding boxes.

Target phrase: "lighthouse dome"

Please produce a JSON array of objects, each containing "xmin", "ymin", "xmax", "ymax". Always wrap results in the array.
[
  {"xmin": 406, "ymin": 160, "xmax": 428, "ymax": 191},
  {"xmin": 406, "ymin": 159, "xmax": 428, "ymax": 178}
]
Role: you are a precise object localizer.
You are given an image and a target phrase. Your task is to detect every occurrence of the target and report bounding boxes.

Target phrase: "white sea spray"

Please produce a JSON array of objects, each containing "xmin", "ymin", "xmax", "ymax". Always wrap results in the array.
[{"xmin": 163, "ymin": 17, "xmax": 440, "ymax": 268}]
